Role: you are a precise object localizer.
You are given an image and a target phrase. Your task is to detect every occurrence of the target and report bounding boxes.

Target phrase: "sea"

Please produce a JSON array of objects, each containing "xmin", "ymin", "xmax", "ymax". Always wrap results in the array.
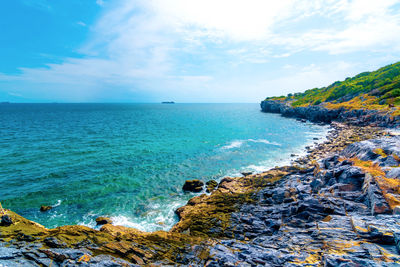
[{"xmin": 0, "ymin": 103, "xmax": 329, "ymax": 231}]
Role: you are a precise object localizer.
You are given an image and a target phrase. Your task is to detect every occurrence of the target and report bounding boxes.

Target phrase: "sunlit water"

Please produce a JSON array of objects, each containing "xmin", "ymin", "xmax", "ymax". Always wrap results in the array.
[{"xmin": 0, "ymin": 103, "xmax": 329, "ymax": 231}]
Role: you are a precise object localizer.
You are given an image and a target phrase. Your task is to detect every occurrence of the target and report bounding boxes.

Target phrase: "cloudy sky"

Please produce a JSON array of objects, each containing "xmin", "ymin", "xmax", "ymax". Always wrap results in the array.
[{"xmin": 1, "ymin": 0, "xmax": 400, "ymax": 102}]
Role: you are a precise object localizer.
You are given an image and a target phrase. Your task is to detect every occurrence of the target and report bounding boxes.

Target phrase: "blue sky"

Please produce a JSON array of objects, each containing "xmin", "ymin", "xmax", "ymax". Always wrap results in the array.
[{"xmin": 1, "ymin": 0, "xmax": 400, "ymax": 103}]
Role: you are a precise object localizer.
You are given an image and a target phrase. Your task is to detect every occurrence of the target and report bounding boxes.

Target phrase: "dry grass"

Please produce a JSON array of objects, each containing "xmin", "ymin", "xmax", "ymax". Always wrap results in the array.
[
  {"xmin": 350, "ymin": 157, "xmax": 400, "ymax": 209},
  {"xmin": 374, "ymin": 148, "xmax": 388, "ymax": 158},
  {"xmin": 323, "ymin": 94, "xmax": 400, "ymax": 116}
]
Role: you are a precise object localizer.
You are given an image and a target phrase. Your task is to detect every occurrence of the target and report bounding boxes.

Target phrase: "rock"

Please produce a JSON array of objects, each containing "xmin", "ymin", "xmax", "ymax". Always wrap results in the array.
[
  {"xmin": 380, "ymin": 155, "xmax": 399, "ymax": 167},
  {"xmin": 393, "ymin": 206, "xmax": 400, "ymax": 215},
  {"xmin": 387, "ymin": 167, "xmax": 400, "ymax": 178},
  {"xmin": 44, "ymin": 237, "xmax": 67, "ymax": 248},
  {"xmin": 337, "ymin": 166, "xmax": 365, "ymax": 188},
  {"xmin": 206, "ymin": 180, "xmax": 218, "ymax": 193},
  {"xmin": 260, "ymin": 100, "xmax": 400, "ymax": 127},
  {"xmin": 95, "ymin": 217, "xmax": 113, "ymax": 225},
  {"xmin": 40, "ymin": 205, "xmax": 52, "ymax": 212},
  {"xmin": 310, "ymin": 178, "xmax": 322, "ymax": 193},
  {"xmin": 241, "ymin": 172, "xmax": 253, "ymax": 176},
  {"xmin": 182, "ymin": 179, "xmax": 204, "ymax": 192},
  {"xmin": 0, "ymin": 215, "xmax": 12, "ymax": 226},
  {"xmin": 16, "ymin": 233, "xmax": 36, "ymax": 241}
]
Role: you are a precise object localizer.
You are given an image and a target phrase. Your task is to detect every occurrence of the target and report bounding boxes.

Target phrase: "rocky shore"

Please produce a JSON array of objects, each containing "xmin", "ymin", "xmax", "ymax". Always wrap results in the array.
[
  {"xmin": 1, "ymin": 109, "xmax": 400, "ymax": 266},
  {"xmin": 261, "ymin": 100, "xmax": 400, "ymax": 128}
]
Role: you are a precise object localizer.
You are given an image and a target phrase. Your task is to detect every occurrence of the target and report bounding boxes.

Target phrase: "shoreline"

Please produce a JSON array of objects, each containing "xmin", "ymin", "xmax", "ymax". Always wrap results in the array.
[
  {"xmin": 98, "ymin": 116, "xmax": 331, "ymax": 233},
  {"xmin": 1, "ymin": 106, "xmax": 399, "ymax": 265}
]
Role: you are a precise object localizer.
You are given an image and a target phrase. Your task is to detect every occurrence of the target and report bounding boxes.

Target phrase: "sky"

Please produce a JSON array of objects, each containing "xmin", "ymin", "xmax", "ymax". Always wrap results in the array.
[{"xmin": 0, "ymin": 0, "xmax": 400, "ymax": 103}]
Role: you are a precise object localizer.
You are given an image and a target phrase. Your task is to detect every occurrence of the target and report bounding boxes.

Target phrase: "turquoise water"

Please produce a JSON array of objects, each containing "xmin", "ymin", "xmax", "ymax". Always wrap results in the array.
[{"xmin": 0, "ymin": 103, "xmax": 328, "ymax": 231}]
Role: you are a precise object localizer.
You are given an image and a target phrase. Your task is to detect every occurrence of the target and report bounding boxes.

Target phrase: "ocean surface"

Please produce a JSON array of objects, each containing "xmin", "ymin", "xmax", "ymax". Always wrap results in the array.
[{"xmin": 0, "ymin": 103, "xmax": 329, "ymax": 231}]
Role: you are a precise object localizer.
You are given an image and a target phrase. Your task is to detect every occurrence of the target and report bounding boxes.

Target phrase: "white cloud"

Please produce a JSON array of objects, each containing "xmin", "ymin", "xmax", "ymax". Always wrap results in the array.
[
  {"xmin": 1, "ymin": 0, "xmax": 400, "ymax": 102},
  {"xmin": 96, "ymin": 0, "xmax": 105, "ymax": 6}
]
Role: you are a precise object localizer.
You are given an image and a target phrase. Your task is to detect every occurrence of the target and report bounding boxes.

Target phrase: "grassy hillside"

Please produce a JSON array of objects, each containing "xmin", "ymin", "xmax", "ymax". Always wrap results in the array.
[{"xmin": 265, "ymin": 62, "xmax": 400, "ymax": 115}]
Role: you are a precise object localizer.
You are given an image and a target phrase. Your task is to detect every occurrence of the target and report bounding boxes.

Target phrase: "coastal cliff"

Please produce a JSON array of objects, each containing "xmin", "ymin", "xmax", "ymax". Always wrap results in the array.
[
  {"xmin": 260, "ymin": 100, "xmax": 400, "ymax": 127},
  {"xmin": 261, "ymin": 61, "xmax": 400, "ymax": 127}
]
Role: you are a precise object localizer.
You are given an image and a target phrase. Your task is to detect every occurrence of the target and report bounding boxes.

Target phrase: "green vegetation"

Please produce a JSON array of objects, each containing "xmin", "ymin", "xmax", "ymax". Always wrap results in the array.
[{"xmin": 265, "ymin": 62, "xmax": 400, "ymax": 112}]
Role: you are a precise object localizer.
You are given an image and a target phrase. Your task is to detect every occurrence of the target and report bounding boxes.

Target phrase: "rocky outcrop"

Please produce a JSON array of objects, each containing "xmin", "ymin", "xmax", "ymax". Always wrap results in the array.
[
  {"xmin": 0, "ymin": 214, "xmax": 12, "ymax": 226},
  {"xmin": 40, "ymin": 205, "xmax": 52, "ymax": 212},
  {"xmin": 261, "ymin": 100, "xmax": 400, "ymax": 127},
  {"xmin": 203, "ymin": 135, "xmax": 400, "ymax": 266},
  {"xmin": 206, "ymin": 180, "xmax": 218, "ymax": 193},
  {"xmin": 95, "ymin": 217, "xmax": 113, "ymax": 225},
  {"xmin": 182, "ymin": 179, "xmax": 204, "ymax": 192}
]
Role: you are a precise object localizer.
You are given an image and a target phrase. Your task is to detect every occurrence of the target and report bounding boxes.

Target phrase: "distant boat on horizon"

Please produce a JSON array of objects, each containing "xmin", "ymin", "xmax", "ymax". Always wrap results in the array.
[{"xmin": 161, "ymin": 101, "xmax": 175, "ymax": 104}]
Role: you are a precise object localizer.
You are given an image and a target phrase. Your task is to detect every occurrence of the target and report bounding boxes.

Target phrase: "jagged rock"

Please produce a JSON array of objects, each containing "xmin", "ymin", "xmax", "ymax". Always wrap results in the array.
[
  {"xmin": 393, "ymin": 206, "xmax": 400, "ymax": 215},
  {"xmin": 40, "ymin": 205, "xmax": 52, "ymax": 212},
  {"xmin": 44, "ymin": 237, "xmax": 67, "ymax": 248},
  {"xmin": 95, "ymin": 217, "xmax": 113, "ymax": 225},
  {"xmin": 337, "ymin": 166, "xmax": 365, "ymax": 188},
  {"xmin": 387, "ymin": 167, "xmax": 400, "ymax": 178},
  {"xmin": 206, "ymin": 180, "xmax": 218, "ymax": 193},
  {"xmin": 310, "ymin": 178, "xmax": 322, "ymax": 193},
  {"xmin": 182, "ymin": 179, "xmax": 204, "ymax": 192},
  {"xmin": 0, "ymin": 215, "xmax": 12, "ymax": 226},
  {"xmin": 260, "ymin": 100, "xmax": 400, "ymax": 128}
]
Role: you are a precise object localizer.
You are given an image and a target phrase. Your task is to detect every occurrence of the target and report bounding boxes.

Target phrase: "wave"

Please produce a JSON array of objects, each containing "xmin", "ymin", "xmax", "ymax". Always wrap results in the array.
[
  {"xmin": 77, "ymin": 198, "xmax": 185, "ymax": 232},
  {"xmin": 248, "ymin": 139, "xmax": 281, "ymax": 146},
  {"xmin": 221, "ymin": 140, "xmax": 244, "ymax": 149},
  {"xmin": 52, "ymin": 200, "xmax": 62, "ymax": 208},
  {"xmin": 110, "ymin": 200, "xmax": 183, "ymax": 232},
  {"xmin": 221, "ymin": 139, "xmax": 281, "ymax": 150}
]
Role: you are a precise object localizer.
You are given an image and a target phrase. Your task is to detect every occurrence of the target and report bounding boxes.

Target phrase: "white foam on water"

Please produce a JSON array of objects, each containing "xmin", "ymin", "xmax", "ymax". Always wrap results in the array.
[
  {"xmin": 222, "ymin": 139, "xmax": 281, "ymax": 150},
  {"xmin": 106, "ymin": 199, "xmax": 186, "ymax": 232},
  {"xmin": 388, "ymin": 129, "xmax": 400, "ymax": 136},
  {"xmin": 52, "ymin": 200, "xmax": 62, "ymax": 207},
  {"xmin": 239, "ymin": 124, "xmax": 331, "ymax": 174},
  {"xmin": 221, "ymin": 140, "xmax": 244, "ymax": 149},
  {"xmin": 78, "ymin": 211, "xmax": 98, "ymax": 228},
  {"xmin": 110, "ymin": 215, "xmax": 146, "ymax": 230},
  {"xmin": 247, "ymin": 139, "xmax": 281, "ymax": 146}
]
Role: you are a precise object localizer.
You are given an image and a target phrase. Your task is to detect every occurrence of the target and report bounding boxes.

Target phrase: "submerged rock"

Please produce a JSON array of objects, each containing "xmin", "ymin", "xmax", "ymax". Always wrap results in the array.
[
  {"xmin": 182, "ymin": 180, "xmax": 204, "ymax": 192},
  {"xmin": 95, "ymin": 217, "xmax": 113, "ymax": 225},
  {"xmin": 40, "ymin": 205, "xmax": 52, "ymax": 212}
]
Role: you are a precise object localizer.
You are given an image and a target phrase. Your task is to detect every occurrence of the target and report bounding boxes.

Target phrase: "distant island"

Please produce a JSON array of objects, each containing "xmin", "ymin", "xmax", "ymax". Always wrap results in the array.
[{"xmin": 161, "ymin": 101, "xmax": 175, "ymax": 104}]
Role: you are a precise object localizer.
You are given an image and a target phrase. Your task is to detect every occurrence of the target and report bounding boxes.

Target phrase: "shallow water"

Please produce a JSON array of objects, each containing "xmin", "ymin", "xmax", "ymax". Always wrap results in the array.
[{"xmin": 0, "ymin": 103, "xmax": 329, "ymax": 231}]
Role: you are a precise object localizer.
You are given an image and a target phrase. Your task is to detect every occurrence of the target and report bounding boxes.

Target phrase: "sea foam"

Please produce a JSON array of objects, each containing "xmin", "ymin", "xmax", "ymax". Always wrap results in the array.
[{"xmin": 222, "ymin": 139, "xmax": 281, "ymax": 150}]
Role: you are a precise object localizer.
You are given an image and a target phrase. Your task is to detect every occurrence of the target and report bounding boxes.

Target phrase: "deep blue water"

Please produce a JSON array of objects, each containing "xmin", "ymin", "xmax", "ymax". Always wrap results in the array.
[{"xmin": 0, "ymin": 103, "xmax": 328, "ymax": 231}]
